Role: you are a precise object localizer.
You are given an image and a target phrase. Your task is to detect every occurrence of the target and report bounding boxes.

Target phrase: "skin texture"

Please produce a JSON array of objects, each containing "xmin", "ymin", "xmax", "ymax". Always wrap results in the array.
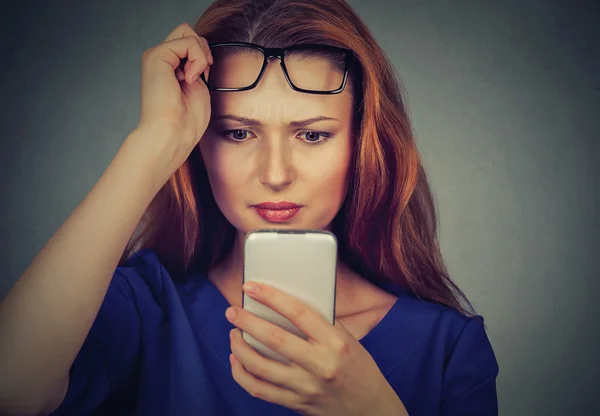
[
  {"xmin": 198, "ymin": 54, "xmax": 408, "ymax": 415},
  {"xmin": 199, "ymin": 57, "xmax": 353, "ymax": 242}
]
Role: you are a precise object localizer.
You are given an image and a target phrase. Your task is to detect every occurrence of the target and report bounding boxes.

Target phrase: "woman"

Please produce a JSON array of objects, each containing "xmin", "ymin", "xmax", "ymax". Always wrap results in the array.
[{"xmin": 0, "ymin": 0, "xmax": 499, "ymax": 415}]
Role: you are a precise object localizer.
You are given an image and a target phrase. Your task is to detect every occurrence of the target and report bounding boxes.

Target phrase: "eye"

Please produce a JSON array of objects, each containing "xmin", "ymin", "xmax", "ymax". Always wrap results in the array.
[
  {"xmin": 298, "ymin": 131, "xmax": 333, "ymax": 145},
  {"xmin": 222, "ymin": 129, "xmax": 254, "ymax": 142},
  {"xmin": 219, "ymin": 129, "xmax": 333, "ymax": 145}
]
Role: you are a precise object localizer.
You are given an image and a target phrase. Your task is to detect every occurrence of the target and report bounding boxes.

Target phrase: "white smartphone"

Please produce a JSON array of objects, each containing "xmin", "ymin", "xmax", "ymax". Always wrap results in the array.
[{"xmin": 242, "ymin": 229, "xmax": 337, "ymax": 364}]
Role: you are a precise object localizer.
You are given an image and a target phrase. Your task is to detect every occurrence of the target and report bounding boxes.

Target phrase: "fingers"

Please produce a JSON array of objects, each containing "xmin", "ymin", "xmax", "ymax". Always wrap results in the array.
[
  {"xmin": 143, "ymin": 23, "xmax": 213, "ymax": 86},
  {"xmin": 226, "ymin": 305, "xmax": 333, "ymax": 377},
  {"xmin": 230, "ymin": 328, "xmax": 319, "ymax": 398},
  {"xmin": 229, "ymin": 352, "xmax": 301, "ymax": 406},
  {"xmin": 242, "ymin": 283, "xmax": 337, "ymax": 345},
  {"xmin": 162, "ymin": 36, "xmax": 210, "ymax": 84},
  {"xmin": 230, "ymin": 329, "xmax": 291, "ymax": 387},
  {"xmin": 164, "ymin": 22, "xmax": 213, "ymax": 70},
  {"xmin": 227, "ymin": 307, "xmax": 312, "ymax": 362}
]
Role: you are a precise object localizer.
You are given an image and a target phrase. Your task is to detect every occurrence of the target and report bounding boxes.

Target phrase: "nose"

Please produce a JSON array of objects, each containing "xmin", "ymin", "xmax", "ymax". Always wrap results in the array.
[{"xmin": 257, "ymin": 137, "xmax": 295, "ymax": 191}]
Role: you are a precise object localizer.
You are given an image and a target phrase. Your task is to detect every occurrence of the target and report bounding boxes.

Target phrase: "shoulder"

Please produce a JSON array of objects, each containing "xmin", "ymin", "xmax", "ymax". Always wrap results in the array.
[
  {"xmin": 107, "ymin": 249, "xmax": 197, "ymax": 329},
  {"xmin": 365, "ymin": 290, "xmax": 500, "ymax": 414},
  {"xmin": 116, "ymin": 248, "xmax": 170, "ymax": 285},
  {"xmin": 407, "ymin": 296, "xmax": 499, "ymax": 411},
  {"xmin": 112, "ymin": 248, "xmax": 179, "ymax": 299},
  {"xmin": 372, "ymin": 280, "xmax": 483, "ymax": 343},
  {"xmin": 372, "ymin": 290, "xmax": 498, "ymax": 411},
  {"xmin": 396, "ymin": 292, "xmax": 498, "ymax": 400},
  {"xmin": 396, "ymin": 291, "xmax": 496, "ymax": 361},
  {"xmin": 370, "ymin": 285, "xmax": 498, "ymax": 377}
]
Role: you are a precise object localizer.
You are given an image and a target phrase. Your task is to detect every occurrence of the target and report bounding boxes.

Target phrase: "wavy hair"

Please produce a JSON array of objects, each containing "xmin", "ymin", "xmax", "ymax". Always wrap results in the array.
[{"xmin": 120, "ymin": 0, "xmax": 475, "ymax": 316}]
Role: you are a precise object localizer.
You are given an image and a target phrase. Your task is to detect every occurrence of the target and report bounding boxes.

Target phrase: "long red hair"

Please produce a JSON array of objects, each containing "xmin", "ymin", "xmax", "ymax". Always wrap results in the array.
[{"xmin": 120, "ymin": 0, "xmax": 474, "ymax": 316}]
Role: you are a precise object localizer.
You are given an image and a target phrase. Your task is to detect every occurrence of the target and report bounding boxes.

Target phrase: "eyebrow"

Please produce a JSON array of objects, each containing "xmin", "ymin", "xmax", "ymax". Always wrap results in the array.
[{"xmin": 211, "ymin": 114, "xmax": 339, "ymax": 127}]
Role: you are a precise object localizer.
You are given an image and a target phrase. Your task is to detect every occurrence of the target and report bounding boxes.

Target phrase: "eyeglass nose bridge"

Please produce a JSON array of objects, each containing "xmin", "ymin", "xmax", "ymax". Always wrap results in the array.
[
  {"xmin": 262, "ymin": 47, "xmax": 286, "ymax": 61},
  {"xmin": 255, "ymin": 47, "xmax": 295, "ymax": 89}
]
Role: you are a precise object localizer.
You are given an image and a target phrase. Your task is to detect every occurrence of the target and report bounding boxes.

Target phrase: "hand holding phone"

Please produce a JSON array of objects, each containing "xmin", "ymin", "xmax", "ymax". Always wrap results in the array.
[{"xmin": 242, "ymin": 230, "xmax": 337, "ymax": 364}]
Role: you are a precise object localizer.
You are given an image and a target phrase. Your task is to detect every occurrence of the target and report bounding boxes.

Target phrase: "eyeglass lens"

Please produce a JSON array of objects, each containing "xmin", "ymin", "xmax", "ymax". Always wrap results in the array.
[{"xmin": 206, "ymin": 45, "xmax": 346, "ymax": 92}]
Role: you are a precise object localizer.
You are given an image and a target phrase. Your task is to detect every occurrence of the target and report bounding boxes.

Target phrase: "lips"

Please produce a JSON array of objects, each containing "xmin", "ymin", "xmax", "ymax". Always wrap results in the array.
[
  {"xmin": 252, "ymin": 201, "xmax": 303, "ymax": 223},
  {"xmin": 253, "ymin": 201, "xmax": 301, "ymax": 210}
]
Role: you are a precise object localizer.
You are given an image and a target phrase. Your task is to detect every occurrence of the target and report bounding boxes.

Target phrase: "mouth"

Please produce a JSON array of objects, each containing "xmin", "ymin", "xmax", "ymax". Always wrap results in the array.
[{"xmin": 251, "ymin": 201, "xmax": 303, "ymax": 223}]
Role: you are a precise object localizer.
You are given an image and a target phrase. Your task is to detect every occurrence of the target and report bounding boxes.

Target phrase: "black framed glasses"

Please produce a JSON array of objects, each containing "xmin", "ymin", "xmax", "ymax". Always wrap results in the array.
[{"xmin": 200, "ymin": 41, "xmax": 354, "ymax": 95}]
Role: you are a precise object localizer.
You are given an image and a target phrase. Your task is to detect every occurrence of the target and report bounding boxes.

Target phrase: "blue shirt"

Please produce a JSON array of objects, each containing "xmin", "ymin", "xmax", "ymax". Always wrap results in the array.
[{"xmin": 50, "ymin": 249, "xmax": 499, "ymax": 415}]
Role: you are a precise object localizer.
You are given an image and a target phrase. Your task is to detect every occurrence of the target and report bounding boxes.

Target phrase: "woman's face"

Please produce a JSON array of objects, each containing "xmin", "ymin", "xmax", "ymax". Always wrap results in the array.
[{"xmin": 199, "ymin": 55, "xmax": 354, "ymax": 236}]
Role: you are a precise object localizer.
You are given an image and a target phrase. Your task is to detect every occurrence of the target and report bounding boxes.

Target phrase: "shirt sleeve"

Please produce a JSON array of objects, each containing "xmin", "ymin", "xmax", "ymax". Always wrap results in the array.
[
  {"xmin": 440, "ymin": 316, "xmax": 499, "ymax": 416},
  {"xmin": 49, "ymin": 268, "xmax": 141, "ymax": 416}
]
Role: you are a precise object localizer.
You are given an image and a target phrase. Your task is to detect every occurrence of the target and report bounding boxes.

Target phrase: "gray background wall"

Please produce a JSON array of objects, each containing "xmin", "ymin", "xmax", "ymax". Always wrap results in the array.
[{"xmin": 1, "ymin": 0, "xmax": 598, "ymax": 414}]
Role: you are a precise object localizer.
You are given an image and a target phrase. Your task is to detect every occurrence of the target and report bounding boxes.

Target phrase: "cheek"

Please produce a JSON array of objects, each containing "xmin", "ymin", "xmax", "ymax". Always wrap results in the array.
[
  {"xmin": 199, "ymin": 138, "xmax": 252, "ymax": 211},
  {"xmin": 309, "ymin": 154, "xmax": 350, "ymax": 192},
  {"xmin": 301, "ymin": 139, "xmax": 353, "ymax": 216}
]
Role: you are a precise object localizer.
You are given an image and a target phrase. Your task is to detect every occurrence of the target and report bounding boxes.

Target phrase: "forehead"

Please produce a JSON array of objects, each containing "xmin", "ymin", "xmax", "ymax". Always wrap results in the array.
[
  {"xmin": 207, "ymin": 43, "xmax": 354, "ymax": 122},
  {"xmin": 209, "ymin": 63, "xmax": 354, "ymax": 122}
]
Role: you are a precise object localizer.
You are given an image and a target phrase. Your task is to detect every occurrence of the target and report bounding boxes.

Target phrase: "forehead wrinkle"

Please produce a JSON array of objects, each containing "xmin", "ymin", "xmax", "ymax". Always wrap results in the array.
[
  {"xmin": 210, "ymin": 77, "xmax": 352, "ymax": 128},
  {"xmin": 215, "ymin": 91, "xmax": 349, "ymax": 126}
]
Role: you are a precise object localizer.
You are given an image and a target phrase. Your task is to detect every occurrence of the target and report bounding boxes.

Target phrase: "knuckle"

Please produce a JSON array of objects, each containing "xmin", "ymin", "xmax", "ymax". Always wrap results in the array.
[
  {"xmin": 187, "ymin": 34, "xmax": 201, "ymax": 44},
  {"xmin": 331, "ymin": 337, "xmax": 350, "ymax": 356},
  {"xmin": 248, "ymin": 362, "xmax": 267, "ymax": 378},
  {"xmin": 141, "ymin": 47, "xmax": 153, "ymax": 60},
  {"xmin": 142, "ymin": 46, "xmax": 163, "ymax": 64},
  {"xmin": 178, "ymin": 22, "xmax": 192, "ymax": 31},
  {"xmin": 267, "ymin": 328, "xmax": 286, "ymax": 349},
  {"xmin": 290, "ymin": 304, "xmax": 308, "ymax": 322},
  {"xmin": 294, "ymin": 401, "xmax": 312, "ymax": 414},
  {"xmin": 186, "ymin": 36, "xmax": 205, "ymax": 54},
  {"xmin": 304, "ymin": 383, "xmax": 324, "ymax": 400},
  {"xmin": 248, "ymin": 387, "xmax": 262, "ymax": 399},
  {"xmin": 198, "ymin": 37, "xmax": 210, "ymax": 49},
  {"xmin": 321, "ymin": 363, "xmax": 339, "ymax": 381},
  {"xmin": 231, "ymin": 368, "xmax": 241, "ymax": 384}
]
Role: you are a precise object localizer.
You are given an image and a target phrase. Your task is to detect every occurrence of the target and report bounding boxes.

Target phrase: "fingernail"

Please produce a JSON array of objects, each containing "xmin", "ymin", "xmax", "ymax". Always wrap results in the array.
[
  {"xmin": 225, "ymin": 307, "xmax": 237, "ymax": 321},
  {"xmin": 243, "ymin": 282, "xmax": 259, "ymax": 295}
]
